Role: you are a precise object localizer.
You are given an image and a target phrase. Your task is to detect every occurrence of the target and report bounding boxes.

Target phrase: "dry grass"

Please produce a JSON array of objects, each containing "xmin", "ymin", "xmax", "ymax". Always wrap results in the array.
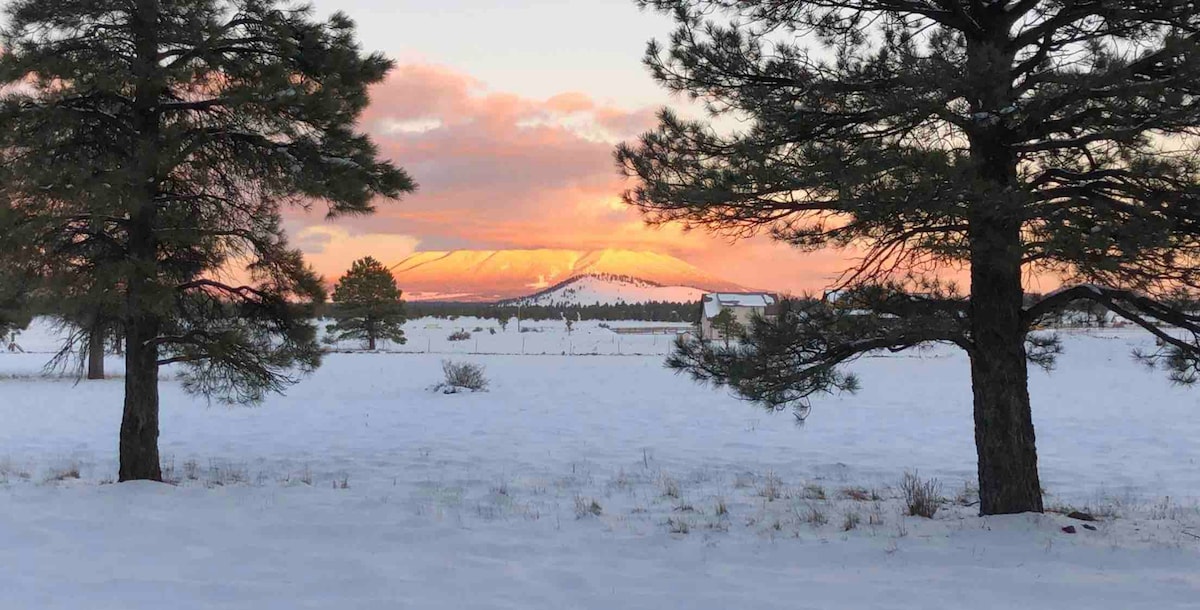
[
  {"xmin": 43, "ymin": 463, "xmax": 81, "ymax": 483},
  {"xmin": 842, "ymin": 510, "xmax": 861, "ymax": 531},
  {"xmin": 714, "ymin": 497, "xmax": 728, "ymax": 517},
  {"xmin": 757, "ymin": 471, "xmax": 784, "ymax": 501},
  {"xmin": 801, "ymin": 483, "xmax": 826, "ymax": 500},
  {"xmin": 667, "ymin": 516, "xmax": 691, "ymax": 534},
  {"xmin": 574, "ymin": 495, "xmax": 602, "ymax": 518},
  {"xmin": 901, "ymin": 472, "xmax": 942, "ymax": 518},
  {"xmin": 840, "ymin": 486, "xmax": 881, "ymax": 502},
  {"xmin": 660, "ymin": 474, "xmax": 681, "ymax": 499},
  {"xmin": 800, "ymin": 504, "xmax": 828, "ymax": 527}
]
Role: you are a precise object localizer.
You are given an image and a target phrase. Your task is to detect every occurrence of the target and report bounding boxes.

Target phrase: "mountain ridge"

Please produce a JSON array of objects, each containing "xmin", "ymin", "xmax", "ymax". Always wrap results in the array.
[{"xmin": 390, "ymin": 248, "xmax": 743, "ymax": 302}]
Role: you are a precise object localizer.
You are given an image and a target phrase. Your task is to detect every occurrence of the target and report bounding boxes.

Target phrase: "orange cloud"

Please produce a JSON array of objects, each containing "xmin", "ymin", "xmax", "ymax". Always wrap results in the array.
[{"xmin": 290, "ymin": 62, "xmax": 850, "ymax": 294}]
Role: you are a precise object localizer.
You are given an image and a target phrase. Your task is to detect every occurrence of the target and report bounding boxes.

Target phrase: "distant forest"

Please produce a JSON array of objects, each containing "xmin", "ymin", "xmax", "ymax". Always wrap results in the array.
[{"xmin": 401, "ymin": 300, "xmax": 702, "ymax": 323}]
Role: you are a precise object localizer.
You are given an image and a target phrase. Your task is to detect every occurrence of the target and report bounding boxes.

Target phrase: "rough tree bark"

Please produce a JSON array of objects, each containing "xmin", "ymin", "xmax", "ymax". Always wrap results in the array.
[
  {"xmin": 119, "ymin": 0, "xmax": 162, "ymax": 482},
  {"xmin": 119, "ymin": 313, "xmax": 161, "ymax": 481},
  {"xmin": 965, "ymin": 34, "xmax": 1043, "ymax": 514},
  {"xmin": 969, "ymin": 214, "xmax": 1043, "ymax": 514}
]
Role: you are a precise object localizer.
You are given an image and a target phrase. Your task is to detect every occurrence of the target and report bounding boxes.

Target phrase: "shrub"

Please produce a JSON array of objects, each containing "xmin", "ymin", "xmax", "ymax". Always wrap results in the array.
[
  {"xmin": 436, "ymin": 360, "xmax": 489, "ymax": 393},
  {"xmin": 447, "ymin": 329, "xmax": 471, "ymax": 341},
  {"xmin": 574, "ymin": 495, "xmax": 602, "ymax": 518},
  {"xmin": 901, "ymin": 472, "xmax": 942, "ymax": 518},
  {"xmin": 842, "ymin": 510, "xmax": 861, "ymax": 531}
]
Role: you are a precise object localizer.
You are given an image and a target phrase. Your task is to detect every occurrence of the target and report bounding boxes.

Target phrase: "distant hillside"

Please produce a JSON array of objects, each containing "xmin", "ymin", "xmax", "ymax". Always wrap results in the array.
[
  {"xmin": 507, "ymin": 274, "xmax": 705, "ymax": 306},
  {"xmin": 390, "ymin": 248, "xmax": 743, "ymax": 302}
]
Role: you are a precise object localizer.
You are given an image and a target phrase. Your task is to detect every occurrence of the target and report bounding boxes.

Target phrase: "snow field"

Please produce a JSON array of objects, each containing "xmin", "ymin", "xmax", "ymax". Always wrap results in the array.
[{"xmin": 0, "ymin": 322, "xmax": 1198, "ymax": 608}]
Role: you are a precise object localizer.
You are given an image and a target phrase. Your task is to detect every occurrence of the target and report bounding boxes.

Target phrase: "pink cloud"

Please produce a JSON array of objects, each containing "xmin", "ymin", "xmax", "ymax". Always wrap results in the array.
[{"xmin": 289, "ymin": 62, "xmax": 846, "ymax": 294}]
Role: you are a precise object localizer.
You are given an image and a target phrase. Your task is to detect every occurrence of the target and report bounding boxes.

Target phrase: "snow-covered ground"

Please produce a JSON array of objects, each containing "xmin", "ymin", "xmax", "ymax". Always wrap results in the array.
[
  {"xmin": 7, "ymin": 316, "xmax": 693, "ymax": 358},
  {"xmin": 1, "ymin": 321, "xmax": 1199, "ymax": 608}
]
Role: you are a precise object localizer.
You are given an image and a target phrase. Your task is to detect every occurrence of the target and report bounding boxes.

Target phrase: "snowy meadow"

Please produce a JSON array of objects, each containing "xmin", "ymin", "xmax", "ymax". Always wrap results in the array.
[{"xmin": 1, "ymin": 319, "xmax": 1199, "ymax": 609}]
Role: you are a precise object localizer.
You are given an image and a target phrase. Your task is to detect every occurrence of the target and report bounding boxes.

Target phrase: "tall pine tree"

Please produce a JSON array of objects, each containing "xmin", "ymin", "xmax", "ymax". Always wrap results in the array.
[
  {"xmin": 0, "ymin": 0, "xmax": 415, "ymax": 481},
  {"xmin": 618, "ymin": 0, "xmax": 1200, "ymax": 514},
  {"xmin": 327, "ymin": 256, "xmax": 407, "ymax": 351}
]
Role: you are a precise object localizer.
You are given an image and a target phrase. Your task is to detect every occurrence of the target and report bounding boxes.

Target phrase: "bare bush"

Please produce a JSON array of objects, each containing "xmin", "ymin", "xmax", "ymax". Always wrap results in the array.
[
  {"xmin": 447, "ymin": 329, "xmax": 471, "ymax": 342},
  {"xmin": 436, "ymin": 360, "xmax": 489, "ymax": 393},
  {"xmin": 901, "ymin": 472, "xmax": 942, "ymax": 518},
  {"xmin": 842, "ymin": 510, "xmax": 861, "ymax": 531},
  {"xmin": 574, "ymin": 495, "xmax": 602, "ymax": 518}
]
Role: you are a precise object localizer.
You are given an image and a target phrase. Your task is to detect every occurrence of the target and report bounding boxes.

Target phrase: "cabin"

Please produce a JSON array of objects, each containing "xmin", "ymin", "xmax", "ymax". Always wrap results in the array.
[{"xmin": 699, "ymin": 292, "xmax": 779, "ymax": 341}]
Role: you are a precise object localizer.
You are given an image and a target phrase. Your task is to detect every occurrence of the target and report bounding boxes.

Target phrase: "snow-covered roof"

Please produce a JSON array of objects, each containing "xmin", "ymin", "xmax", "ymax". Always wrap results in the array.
[{"xmin": 703, "ymin": 293, "xmax": 777, "ymax": 318}]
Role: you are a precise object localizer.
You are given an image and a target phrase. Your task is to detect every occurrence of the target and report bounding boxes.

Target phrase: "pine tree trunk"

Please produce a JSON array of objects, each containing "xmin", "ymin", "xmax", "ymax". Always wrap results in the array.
[
  {"xmin": 969, "ymin": 246, "xmax": 1043, "ymax": 515},
  {"xmin": 119, "ymin": 318, "xmax": 161, "ymax": 481},
  {"xmin": 368, "ymin": 335, "xmax": 376, "ymax": 351},
  {"xmin": 961, "ymin": 33, "xmax": 1044, "ymax": 516},
  {"xmin": 119, "ymin": 0, "xmax": 162, "ymax": 483},
  {"xmin": 87, "ymin": 324, "xmax": 105, "ymax": 380}
]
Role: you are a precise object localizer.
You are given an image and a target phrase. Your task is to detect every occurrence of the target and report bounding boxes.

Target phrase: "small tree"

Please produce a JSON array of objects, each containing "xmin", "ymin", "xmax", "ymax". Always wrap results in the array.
[
  {"xmin": 327, "ymin": 257, "xmax": 407, "ymax": 351},
  {"xmin": 709, "ymin": 308, "xmax": 743, "ymax": 347},
  {"xmin": 46, "ymin": 279, "xmax": 124, "ymax": 380}
]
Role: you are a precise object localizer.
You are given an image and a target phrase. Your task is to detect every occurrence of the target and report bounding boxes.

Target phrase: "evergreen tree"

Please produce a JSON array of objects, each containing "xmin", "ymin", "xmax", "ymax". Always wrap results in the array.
[
  {"xmin": 0, "ymin": 179, "xmax": 36, "ymax": 343},
  {"xmin": 619, "ymin": 0, "xmax": 1200, "ymax": 515},
  {"xmin": 44, "ymin": 276, "xmax": 125, "ymax": 380},
  {"xmin": 0, "ymin": 0, "xmax": 415, "ymax": 481},
  {"xmin": 709, "ymin": 308, "xmax": 743, "ymax": 347},
  {"xmin": 327, "ymin": 256, "xmax": 407, "ymax": 351}
]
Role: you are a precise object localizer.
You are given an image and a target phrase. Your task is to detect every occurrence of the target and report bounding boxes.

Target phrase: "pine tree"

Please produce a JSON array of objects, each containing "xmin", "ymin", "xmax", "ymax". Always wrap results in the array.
[
  {"xmin": 709, "ymin": 308, "xmax": 744, "ymax": 347},
  {"xmin": 43, "ymin": 275, "xmax": 125, "ymax": 380},
  {"xmin": 0, "ymin": 177, "xmax": 36, "ymax": 343},
  {"xmin": 327, "ymin": 256, "xmax": 407, "ymax": 351},
  {"xmin": 618, "ymin": 0, "xmax": 1200, "ymax": 515},
  {"xmin": 0, "ymin": 0, "xmax": 415, "ymax": 481}
]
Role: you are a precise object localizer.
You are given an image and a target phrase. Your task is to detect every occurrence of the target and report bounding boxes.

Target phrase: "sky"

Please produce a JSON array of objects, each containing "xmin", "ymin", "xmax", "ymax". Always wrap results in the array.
[{"xmin": 293, "ymin": 0, "xmax": 851, "ymax": 294}]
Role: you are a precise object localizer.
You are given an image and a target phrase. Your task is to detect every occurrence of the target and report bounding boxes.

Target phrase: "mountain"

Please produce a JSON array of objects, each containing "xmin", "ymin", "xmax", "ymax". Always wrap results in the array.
[
  {"xmin": 512, "ymin": 275, "xmax": 707, "ymax": 306},
  {"xmin": 390, "ymin": 248, "xmax": 743, "ymax": 302}
]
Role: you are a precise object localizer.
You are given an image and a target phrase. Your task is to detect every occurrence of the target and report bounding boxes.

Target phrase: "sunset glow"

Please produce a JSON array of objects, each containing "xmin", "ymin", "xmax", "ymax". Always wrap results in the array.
[{"xmin": 279, "ymin": 1, "xmax": 855, "ymax": 297}]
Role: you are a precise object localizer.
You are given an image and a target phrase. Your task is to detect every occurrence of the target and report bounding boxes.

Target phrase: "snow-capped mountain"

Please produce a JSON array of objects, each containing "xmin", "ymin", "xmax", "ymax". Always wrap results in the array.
[
  {"xmin": 390, "ymin": 248, "xmax": 742, "ymax": 302},
  {"xmin": 510, "ymin": 274, "xmax": 707, "ymax": 306}
]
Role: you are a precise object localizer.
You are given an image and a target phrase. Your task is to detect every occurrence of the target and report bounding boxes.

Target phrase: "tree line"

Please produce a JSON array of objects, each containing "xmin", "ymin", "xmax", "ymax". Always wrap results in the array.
[{"xmin": 403, "ymin": 300, "xmax": 699, "ymax": 323}]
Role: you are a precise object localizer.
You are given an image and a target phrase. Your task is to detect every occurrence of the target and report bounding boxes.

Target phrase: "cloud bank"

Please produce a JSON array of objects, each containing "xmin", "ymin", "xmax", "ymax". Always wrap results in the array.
[{"xmin": 292, "ymin": 63, "xmax": 847, "ymax": 294}]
